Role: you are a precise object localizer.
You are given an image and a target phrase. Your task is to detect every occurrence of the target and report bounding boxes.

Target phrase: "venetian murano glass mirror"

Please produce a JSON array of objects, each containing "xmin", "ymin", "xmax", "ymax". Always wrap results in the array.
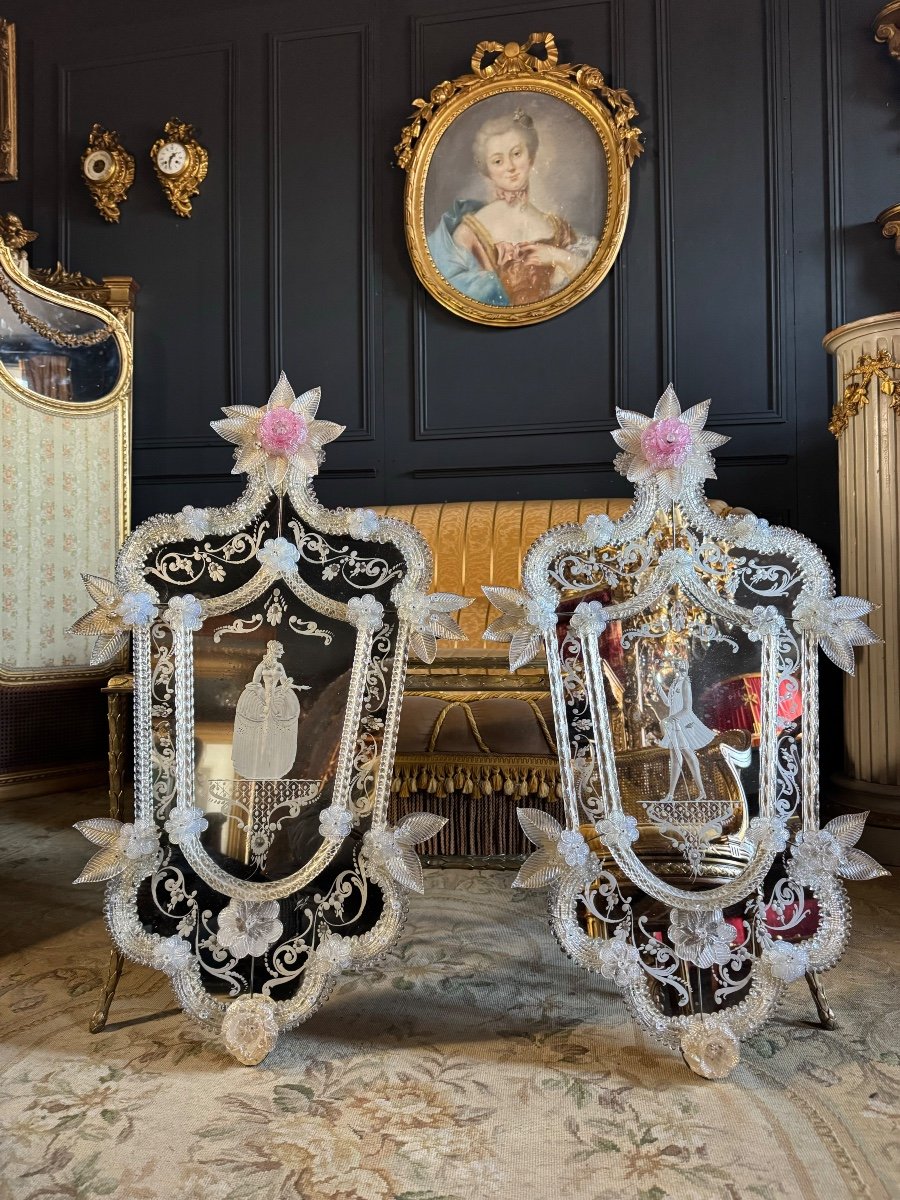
[
  {"xmin": 72, "ymin": 375, "xmax": 469, "ymax": 1063},
  {"xmin": 484, "ymin": 387, "xmax": 889, "ymax": 1078}
]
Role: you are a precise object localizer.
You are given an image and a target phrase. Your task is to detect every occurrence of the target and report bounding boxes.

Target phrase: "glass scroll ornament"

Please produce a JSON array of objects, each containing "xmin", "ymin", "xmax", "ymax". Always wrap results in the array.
[
  {"xmin": 483, "ymin": 386, "xmax": 889, "ymax": 1078},
  {"xmin": 71, "ymin": 375, "xmax": 470, "ymax": 1064}
]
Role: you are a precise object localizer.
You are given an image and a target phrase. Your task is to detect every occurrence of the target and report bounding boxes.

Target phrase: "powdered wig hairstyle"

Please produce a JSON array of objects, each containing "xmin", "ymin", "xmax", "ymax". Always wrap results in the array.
[{"xmin": 472, "ymin": 109, "xmax": 539, "ymax": 175}]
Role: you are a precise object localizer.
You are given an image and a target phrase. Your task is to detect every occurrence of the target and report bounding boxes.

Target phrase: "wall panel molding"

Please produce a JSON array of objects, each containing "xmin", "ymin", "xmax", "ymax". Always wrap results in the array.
[
  {"xmin": 824, "ymin": 0, "xmax": 846, "ymax": 331},
  {"xmin": 268, "ymin": 23, "xmax": 374, "ymax": 441},
  {"xmin": 655, "ymin": 0, "xmax": 676, "ymax": 384},
  {"xmin": 657, "ymin": 0, "xmax": 791, "ymax": 427},
  {"xmin": 134, "ymin": 467, "xmax": 378, "ymax": 483},
  {"xmin": 58, "ymin": 43, "xmax": 240, "ymax": 412},
  {"xmin": 410, "ymin": 1, "xmax": 626, "ymax": 443},
  {"xmin": 410, "ymin": 451, "xmax": 790, "ymax": 480}
]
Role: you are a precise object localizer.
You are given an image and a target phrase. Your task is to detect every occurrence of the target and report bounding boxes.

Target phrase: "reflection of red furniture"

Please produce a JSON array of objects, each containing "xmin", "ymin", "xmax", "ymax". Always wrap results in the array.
[
  {"xmin": 700, "ymin": 673, "xmax": 802, "ymax": 748},
  {"xmin": 648, "ymin": 900, "xmax": 820, "ymax": 947},
  {"xmin": 728, "ymin": 899, "xmax": 820, "ymax": 945}
]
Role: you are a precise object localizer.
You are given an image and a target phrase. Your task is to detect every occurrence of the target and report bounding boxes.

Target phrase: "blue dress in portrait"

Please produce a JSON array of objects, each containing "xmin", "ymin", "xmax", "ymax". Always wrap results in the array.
[{"xmin": 427, "ymin": 200, "xmax": 510, "ymax": 306}]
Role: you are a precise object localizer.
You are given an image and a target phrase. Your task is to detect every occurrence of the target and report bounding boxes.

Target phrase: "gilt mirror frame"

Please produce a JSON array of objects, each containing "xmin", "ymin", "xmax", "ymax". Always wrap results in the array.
[
  {"xmin": 0, "ymin": 20, "xmax": 16, "ymax": 182},
  {"xmin": 0, "ymin": 225, "xmax": 132, "ymax": 688},
  {"xmin": 395, "ymin": 31, "xmax": 642, "ymax": 327}
]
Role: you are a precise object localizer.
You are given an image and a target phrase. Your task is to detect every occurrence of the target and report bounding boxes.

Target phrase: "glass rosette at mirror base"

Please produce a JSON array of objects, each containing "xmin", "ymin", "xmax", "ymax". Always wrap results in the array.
[
  {"xmin": 70, "ymin": 375, "xmax": 471, "ymax": 1064},
  {"xmin": 484, "ymin": 386, "xmax": 888, "ymax": 1079}
]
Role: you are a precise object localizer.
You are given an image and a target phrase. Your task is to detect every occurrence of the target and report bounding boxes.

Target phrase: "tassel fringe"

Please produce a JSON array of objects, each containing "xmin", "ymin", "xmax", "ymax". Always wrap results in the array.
[{"xmin": 389, "ymin": 756, "xmax": 562, "ymax": 857}]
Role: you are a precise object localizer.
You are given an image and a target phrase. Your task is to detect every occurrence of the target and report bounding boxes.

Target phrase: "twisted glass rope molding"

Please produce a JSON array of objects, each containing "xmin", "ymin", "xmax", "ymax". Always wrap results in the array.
[
  {"xmin": 71, "ymin": 374, "xmax": 471, "ymax": 1064},
  {"xmin": 484, "ymin": 386, "xmax": 888, "ymax": 1079}
]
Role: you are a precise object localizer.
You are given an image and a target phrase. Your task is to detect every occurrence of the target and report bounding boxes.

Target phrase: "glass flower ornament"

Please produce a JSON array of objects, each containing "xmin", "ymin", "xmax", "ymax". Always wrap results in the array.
[
  {"xmin": 483, "ymin": 586, "xmax": 558, "ymax": 671},
  {"xmin": 69, "ymin": 576, "xmax": 158, "ymax": 665},
  {"xmin": 220, "ymin": 994, "xmax": 280, "ymax": 1066},
  {"xmin": 216, "ymin": 899, "xmax": 284, "ymax": 959},
  {"xmin": 793, "ymin": 594, "xmax": 879, "ymax": 674},
  {"xmin": 611, "ymin": 383, "xmax": 729, "ymax": 502},
  {"xmin": 211, "ymin": 372, "xmax": 344, "ymax": 493},
  {"xmin": 397, "ymin": 587, "xmax": 473, "ymax": 664}
]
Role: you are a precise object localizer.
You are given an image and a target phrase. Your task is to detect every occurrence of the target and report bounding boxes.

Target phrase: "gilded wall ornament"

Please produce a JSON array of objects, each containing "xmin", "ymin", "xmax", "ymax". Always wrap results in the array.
[
  {"xmin": 81, "ymin": 124, "xmax": 135, "ymax": 223},
  {"xmin": 151, "ymin": 119, "xmax": 208, "ymax": 217},
  {"xmin": 829, "ymin": 347, "xmax": 900, "ymax": 437},
  {"xmin": 395, "ymin": 31, "xmax": 641, "ymax": 327},
  {"xmin": 875, "ymin": 1, "xmax": 900, "ymax": 59},
  {"xmin": 0, "ymin": 20, "xmax": 16, "ymax": 181},
  {"xmin": 877, "ymin": 202, "xmax": 900, "ymax": 256},
  {"xmin": 0, "ymin": 211, "xmax": 35, "ymax": 254}
]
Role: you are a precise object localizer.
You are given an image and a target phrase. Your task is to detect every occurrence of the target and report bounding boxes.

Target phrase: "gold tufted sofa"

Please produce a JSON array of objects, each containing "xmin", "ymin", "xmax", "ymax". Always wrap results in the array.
[{"xmin": 377, "ymin": 498, "xmax": 636, "ymax": 861}]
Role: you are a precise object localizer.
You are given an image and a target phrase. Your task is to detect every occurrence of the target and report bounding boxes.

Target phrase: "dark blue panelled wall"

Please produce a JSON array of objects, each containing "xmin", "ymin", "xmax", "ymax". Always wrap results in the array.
[{"xmin": 5, "ymin": 0, "xmax": 897, "ymax": 556}]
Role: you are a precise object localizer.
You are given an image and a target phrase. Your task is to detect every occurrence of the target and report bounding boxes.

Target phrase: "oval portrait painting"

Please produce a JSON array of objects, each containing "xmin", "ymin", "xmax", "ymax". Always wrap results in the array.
[
  {"xmin": 397, "ymin": 36, "xmax": 639, "ymax": 328},
  {"xmin": 425, "ymin": 94, "xmax": 608, "ymax": 313}
]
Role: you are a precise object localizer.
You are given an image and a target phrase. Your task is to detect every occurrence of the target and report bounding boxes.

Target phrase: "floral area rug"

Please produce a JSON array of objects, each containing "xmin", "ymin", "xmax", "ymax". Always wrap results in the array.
[{"xmin": 1, "ymin": 792, "xmax": 899, "ymax": 1200}]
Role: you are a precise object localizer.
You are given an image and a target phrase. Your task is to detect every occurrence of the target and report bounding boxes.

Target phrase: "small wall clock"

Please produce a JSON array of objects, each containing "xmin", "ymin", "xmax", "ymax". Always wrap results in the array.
[
  {"xmin": 150, "ymin": 119, "xmax": 208, "ymax": 218},
  {"xmin": 81, "ymin": 124, "xmax": 134, "ymax": 223}
]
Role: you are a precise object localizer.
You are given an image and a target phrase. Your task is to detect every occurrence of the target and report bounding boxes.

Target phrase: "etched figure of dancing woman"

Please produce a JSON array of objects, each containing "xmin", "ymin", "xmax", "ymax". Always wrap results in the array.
[
  {"xmin": 654, "ymin": 658, "xmax": 716, "ymax": 801},
  {"xmin": 232, "ymin": 640, "xmax": 309, "ymax": 781}
]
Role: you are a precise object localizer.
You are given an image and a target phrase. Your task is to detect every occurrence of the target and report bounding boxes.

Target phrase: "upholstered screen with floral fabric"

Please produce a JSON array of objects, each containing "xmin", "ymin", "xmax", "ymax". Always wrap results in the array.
[{"xmin": 1, "ymin": 394, "xmax": 120, "ymax": 671}]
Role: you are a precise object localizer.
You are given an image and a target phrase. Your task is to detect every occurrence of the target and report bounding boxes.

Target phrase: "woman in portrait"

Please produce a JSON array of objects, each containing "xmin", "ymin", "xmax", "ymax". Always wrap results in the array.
[{"xmin": 427, "ymin": 108, "xmax": 598, "ymax": 306}]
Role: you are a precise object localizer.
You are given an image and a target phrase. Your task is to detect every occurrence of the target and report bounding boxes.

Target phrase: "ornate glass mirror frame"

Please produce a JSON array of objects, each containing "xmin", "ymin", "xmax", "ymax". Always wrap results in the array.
[
  {"xmin": 72, "ymin": 375, "xmax": 469, "ymax": 1063},
  {"xmin": 0, "ymin": 216, "xmax": 132, "ymax": 687},
  {"xmin": 484, "ymin": 387, "xmax": 889, "ymax": 1077}
]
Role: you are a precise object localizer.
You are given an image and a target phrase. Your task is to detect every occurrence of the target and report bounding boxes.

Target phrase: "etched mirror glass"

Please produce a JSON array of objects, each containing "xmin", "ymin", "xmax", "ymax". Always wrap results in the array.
[
  {"xmin": 484, "ymin": 386, "xmax": 889, "ymax": 1077},
  {"xmin": 71, "ymin": 375, "xmax": 470, "ymax": 1063}
]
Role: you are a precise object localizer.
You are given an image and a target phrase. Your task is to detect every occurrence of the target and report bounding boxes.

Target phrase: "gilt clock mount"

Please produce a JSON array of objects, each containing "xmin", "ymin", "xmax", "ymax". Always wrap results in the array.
[
  {"xmin": 81, "ymin": 124, "xmax": 135, "ymax": 223},
  {"xmin": 150, "ymin": 119, "xmax": 208, "ymax": 218}
]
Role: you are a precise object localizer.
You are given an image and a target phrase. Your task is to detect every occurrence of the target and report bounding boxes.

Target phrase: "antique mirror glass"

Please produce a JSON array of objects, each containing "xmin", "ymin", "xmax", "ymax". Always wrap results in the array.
[
  {"xmin": 0, "ymin": 217, "xmax": 131, "ymax": 686},
  {"xmin": 72, "ymin": 375, "xmax": 469, "ymax": 1063},
  {"xmin": 485, "ymin": 386, "xmax": 889, "ymax": 1077}
]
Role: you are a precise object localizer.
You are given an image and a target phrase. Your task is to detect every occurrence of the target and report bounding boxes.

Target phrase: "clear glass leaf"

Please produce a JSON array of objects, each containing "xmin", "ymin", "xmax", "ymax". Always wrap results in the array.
[
  {"xmin": 839, "ymin": 847, "xmax": 890, "ymax": 881},
  {"xmin": 512, "ymin": 847, "xmax": 561, "ymax": 889},
  {"xmin": 395, "ymin": 812, "xmax": 447, "ymax": 846},
  {"xmin": 386, "ymin": 844, "xmax": 425, "ymax": 892},
  {"xmin": 516, "ymin": 807, "xmax": 562, "ymax": 850},
  {"xmin": 824, "ymin": 810, "xmax": 867, "ymax": 850}
]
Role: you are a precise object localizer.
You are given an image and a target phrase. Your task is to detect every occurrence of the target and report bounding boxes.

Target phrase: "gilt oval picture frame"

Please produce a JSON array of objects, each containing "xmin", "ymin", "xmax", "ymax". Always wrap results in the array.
[{"xmin": 395, "ymin": 33, "xmax": 642, "ymax": 327}]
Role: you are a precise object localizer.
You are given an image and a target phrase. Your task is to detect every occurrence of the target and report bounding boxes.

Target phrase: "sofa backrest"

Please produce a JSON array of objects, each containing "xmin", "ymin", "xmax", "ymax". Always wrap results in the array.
[{"xmin": 374, "ymin": 498, "xmax": 634, "ymax": 643}]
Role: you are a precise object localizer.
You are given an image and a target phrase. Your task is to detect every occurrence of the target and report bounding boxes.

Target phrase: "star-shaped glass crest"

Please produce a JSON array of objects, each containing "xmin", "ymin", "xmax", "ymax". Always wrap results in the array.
[{"xmin": 211, "ymin": 372, "xmax": 345, "ymax": 493}]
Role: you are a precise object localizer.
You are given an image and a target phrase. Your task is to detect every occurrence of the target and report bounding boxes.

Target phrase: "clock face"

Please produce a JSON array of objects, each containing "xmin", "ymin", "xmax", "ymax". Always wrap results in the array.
[
  {"xmin": 156, "ymin": 141, "xmax": 188, "ymax": 176},
  {"xmin": 84, "ymin": 149, "xmax": 114, "ymax": 183}
]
